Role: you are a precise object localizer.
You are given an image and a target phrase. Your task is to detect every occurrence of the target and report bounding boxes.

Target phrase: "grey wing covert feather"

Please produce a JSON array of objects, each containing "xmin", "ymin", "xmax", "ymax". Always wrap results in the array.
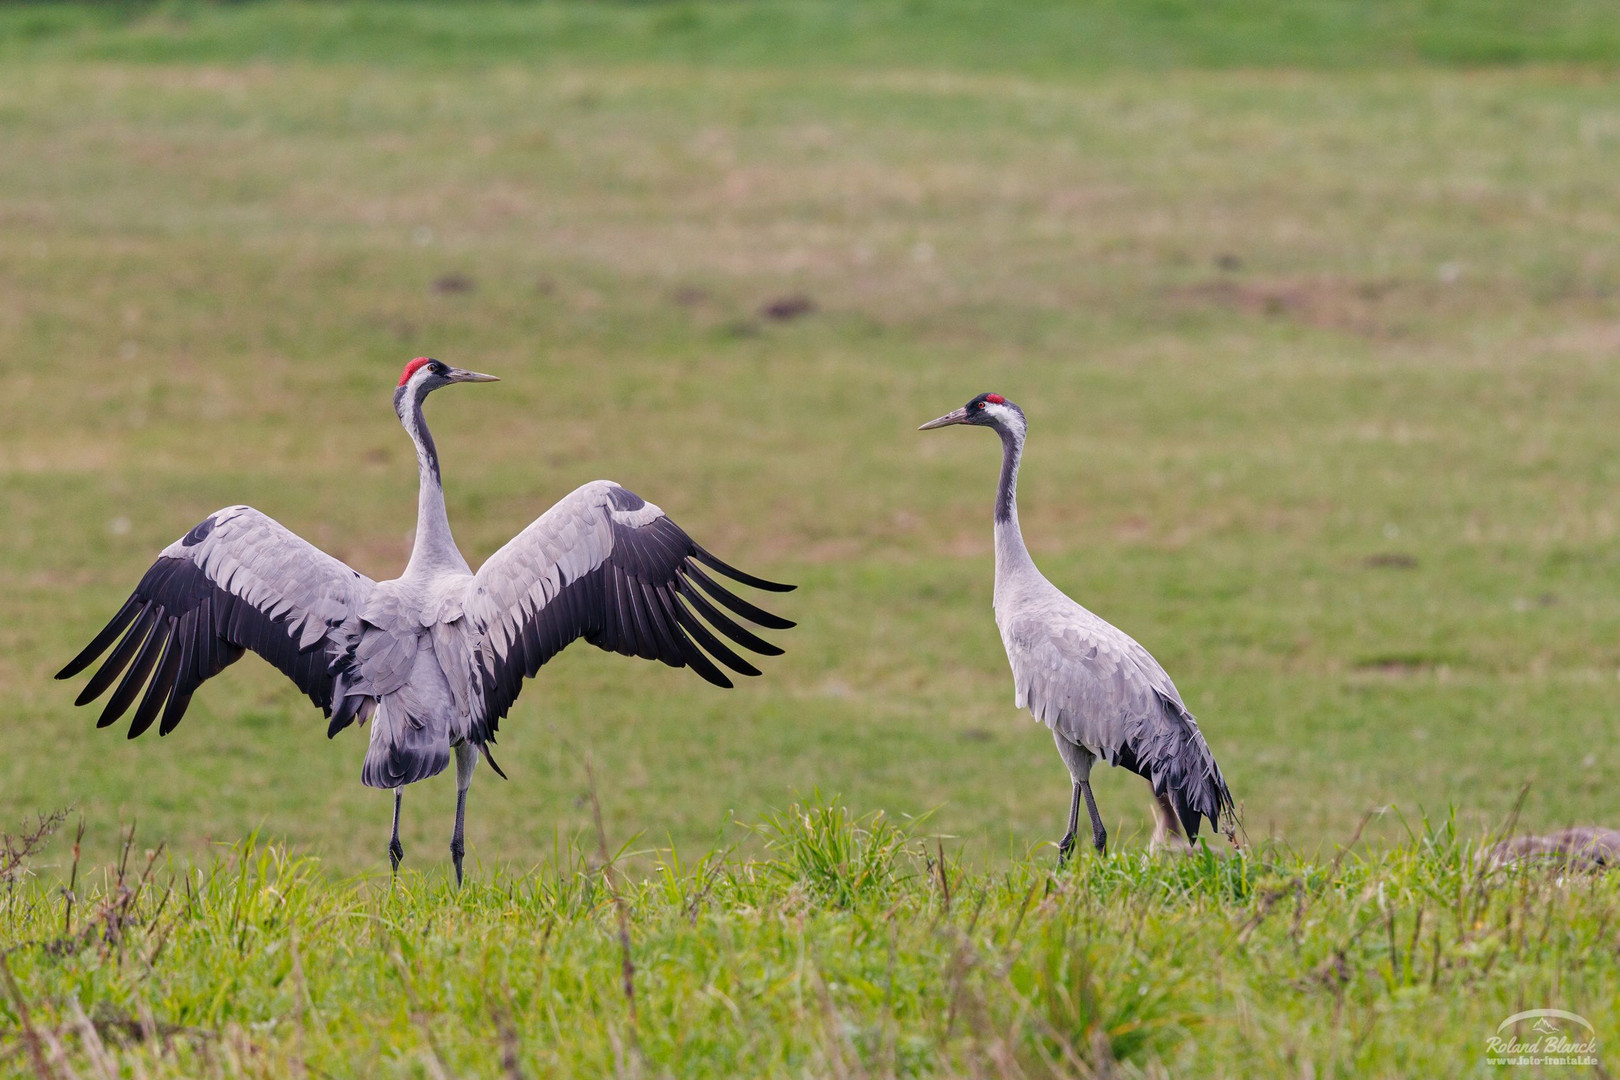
[
  {"xmin": 58, "ymin": 506, "xmax": 374, "ymax": 738},
  {"xmin": 1005, "ymin": 607, "xmax": 1234, "ymax": 840},
  {"xmin": 459, "ymin": 480, "xmax": 794, "ymax": 745}
]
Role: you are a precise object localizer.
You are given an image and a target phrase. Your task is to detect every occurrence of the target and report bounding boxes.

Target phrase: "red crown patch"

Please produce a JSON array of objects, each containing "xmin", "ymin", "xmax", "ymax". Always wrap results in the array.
[{"xmin": 399, "ymin": 357, "xmax": 434, "ymax": 386}]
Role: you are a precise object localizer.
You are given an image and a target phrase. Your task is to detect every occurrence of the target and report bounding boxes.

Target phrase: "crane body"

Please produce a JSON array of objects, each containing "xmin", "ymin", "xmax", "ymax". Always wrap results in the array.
[
  {"xmin": 921, "ymin": 392, "xmax": 1235, "ymax": 860},
  {"xmin": 60, "ymin": 358, "xmax": 793, "ymax": 882}
]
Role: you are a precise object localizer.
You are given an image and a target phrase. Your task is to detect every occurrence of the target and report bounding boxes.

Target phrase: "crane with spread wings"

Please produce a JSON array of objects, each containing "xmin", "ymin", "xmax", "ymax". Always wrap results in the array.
[{"xmin": 59, "ymin": 358, "xmax": 794, "ymax": 882}]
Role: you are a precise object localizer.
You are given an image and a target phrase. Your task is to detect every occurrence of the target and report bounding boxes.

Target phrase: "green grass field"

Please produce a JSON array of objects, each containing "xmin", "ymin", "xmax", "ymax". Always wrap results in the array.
[
  {"xmin": 2, "ymin": 1, "xmax": 1619, "ymax": 1072},
  {"xmin": 2, "ymin": 803, "xmax": 1617, "ymax": 1078}
]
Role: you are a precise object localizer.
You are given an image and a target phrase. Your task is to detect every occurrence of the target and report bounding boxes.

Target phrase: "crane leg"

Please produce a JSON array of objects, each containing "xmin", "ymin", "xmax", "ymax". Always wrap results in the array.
[
  {"xmin": 1080, "ymin": 780, "xmax": 1107, "ymax": 856},
  {"xmin": 1058, "ymin": 783, "xmax": 1082, "ymax": 865},
  {"xmin": 1052, "ymin": 735, "xmax": 1099, "ymax": 865},
  {"xmin": 450, "ymin": 789, "xmax": 468, "ymax": 887},
  {"xmin": 450, "ymin": 742, "xmax": 477, "ymax": 887},
  {"xmin": 388, "ymin": 788, "xmax": 405, "ymax": 874}
]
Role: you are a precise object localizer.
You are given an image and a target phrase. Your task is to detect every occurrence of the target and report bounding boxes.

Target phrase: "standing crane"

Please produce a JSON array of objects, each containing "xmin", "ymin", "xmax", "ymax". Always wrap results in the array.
[
  {"xmin": 919, "ymin": 393, "xmax": 1234, "ymax": 861},
  {"xmin": 59, "ymin": 358, "xmax": 794, "ymax": 883}
]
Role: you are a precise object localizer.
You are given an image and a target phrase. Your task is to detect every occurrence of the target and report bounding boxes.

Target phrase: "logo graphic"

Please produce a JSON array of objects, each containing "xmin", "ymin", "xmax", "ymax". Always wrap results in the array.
[{"xmin": 1486, "ymin": 1010, "xmax": 1599, "ymax": 1067}]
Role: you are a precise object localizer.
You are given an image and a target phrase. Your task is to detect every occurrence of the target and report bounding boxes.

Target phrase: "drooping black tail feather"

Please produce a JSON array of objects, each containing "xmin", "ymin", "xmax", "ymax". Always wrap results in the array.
[
  {"xmin": 1141, "ymin": 690, "xmax": 1237, "ymax": 843},
  {"xmin": 1166, "ymin": 754, "xmax": 1236, "ymax": 843}
]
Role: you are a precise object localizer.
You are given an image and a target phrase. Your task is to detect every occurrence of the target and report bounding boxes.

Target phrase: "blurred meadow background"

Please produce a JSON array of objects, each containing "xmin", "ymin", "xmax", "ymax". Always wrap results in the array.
[{"xmin": 4, "ymin": 0, "xmax": 1620, "ymax": 877}]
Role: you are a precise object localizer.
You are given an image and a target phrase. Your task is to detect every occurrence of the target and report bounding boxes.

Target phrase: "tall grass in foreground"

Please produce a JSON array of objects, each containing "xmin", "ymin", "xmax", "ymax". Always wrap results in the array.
[{"xmin": 0, "ymin": 799, "xmax": 1615, "ymax": 1078}]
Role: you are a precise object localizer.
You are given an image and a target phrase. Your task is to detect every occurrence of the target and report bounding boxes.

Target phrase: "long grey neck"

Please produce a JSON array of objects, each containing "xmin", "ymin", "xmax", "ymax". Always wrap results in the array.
[
  {"xmin": 398, "ymin": 388, "xmax": 469, "ymax": 577},
  {"xmin": 993, "ymin": 425, "xmax": 1037, "ymax": 582}
]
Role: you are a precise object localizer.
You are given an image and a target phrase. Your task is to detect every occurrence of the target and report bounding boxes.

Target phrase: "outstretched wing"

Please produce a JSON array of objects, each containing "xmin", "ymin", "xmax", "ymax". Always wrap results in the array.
[
  {"xmin": 461, "ymin": 480, "xmax": 794, "ymax": 740},
  {"xmin": 1003, "ymin": 599, "xmax": 1234, "ymax": 840},
  {"xmin": 57, "ymin": 506, "xmax": 375, "ymax": 738}
]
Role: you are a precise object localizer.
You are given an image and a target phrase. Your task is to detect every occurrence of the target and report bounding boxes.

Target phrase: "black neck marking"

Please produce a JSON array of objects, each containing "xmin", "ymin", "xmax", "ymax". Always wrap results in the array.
[
  {"xmin": 396, "ymin": 383, "xmax": 442, "ymax": 485},
  {"xmin": 995, "ymin": 426, "xmax": 1021, "ymax": 524}
]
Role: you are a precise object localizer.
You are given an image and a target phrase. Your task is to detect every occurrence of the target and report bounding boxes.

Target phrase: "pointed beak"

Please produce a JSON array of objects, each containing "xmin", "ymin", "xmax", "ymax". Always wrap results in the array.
[
  {"xmin": 448, "ymin": 368, "xmax": 500, "ymax": 383},
  {"xmin": 918, "ymin": 406, "xmax": 970, "ymax": 431}
]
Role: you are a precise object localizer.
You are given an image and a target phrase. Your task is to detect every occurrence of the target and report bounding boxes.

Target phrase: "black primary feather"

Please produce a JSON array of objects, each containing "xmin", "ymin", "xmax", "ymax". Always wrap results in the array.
[
  {"xmin": 60, "ymin": 553, "xmax": 355, "ymax": 739},
  {"xmin": 470, "ymin": 507, "xmax": 793, "ymax": 736}
]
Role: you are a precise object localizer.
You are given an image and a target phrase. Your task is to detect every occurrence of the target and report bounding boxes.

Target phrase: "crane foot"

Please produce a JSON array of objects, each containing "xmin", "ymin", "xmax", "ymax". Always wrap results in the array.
[
  {"xmin": 451, "ymin": 842, "xmax": 464, "ymax": 888},
  {"xmin": 1091, "ymin": 828, "xmax": 1107, "ymax": 857},
  {"xmin": 1057, "ymin": 831, "xmax": 1076, "ymax": 866},
  {"xmin": 389, "ymin": 837, "xmax": 404, "ymax": 874}
]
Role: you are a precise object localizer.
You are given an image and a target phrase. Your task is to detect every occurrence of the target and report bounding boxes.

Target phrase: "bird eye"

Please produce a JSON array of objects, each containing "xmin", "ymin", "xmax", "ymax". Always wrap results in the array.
[
  {"xmin": 977, "ymin": 401, "xmax": 987, "ymax": 410},
  {"xmin": 430, "ymin": 362, "xmax": 447, "ymax": 375}
]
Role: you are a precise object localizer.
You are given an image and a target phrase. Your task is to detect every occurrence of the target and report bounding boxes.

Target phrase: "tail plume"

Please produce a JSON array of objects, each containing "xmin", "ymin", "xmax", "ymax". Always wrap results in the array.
[
  {"xmin": 361, "ymin": 699, "xmax": 450, "ymax": 788},
  {"xmin": 1135, "ymin": 691, "xmax": 1237, "ymax": 842}
]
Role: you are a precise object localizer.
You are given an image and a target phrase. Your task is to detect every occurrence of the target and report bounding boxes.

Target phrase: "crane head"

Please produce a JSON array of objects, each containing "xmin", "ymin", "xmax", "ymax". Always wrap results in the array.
[
  {"xmin": 918, "ymin": 392, "xmax": 1022, "ymax": 432},
  {"xmin": 397, "ymin": 357, "xmax": 500, "ymax": 389},
  {"xmin": 393, "ymin": 358, "xmax": 500, "ymax": 422}
]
